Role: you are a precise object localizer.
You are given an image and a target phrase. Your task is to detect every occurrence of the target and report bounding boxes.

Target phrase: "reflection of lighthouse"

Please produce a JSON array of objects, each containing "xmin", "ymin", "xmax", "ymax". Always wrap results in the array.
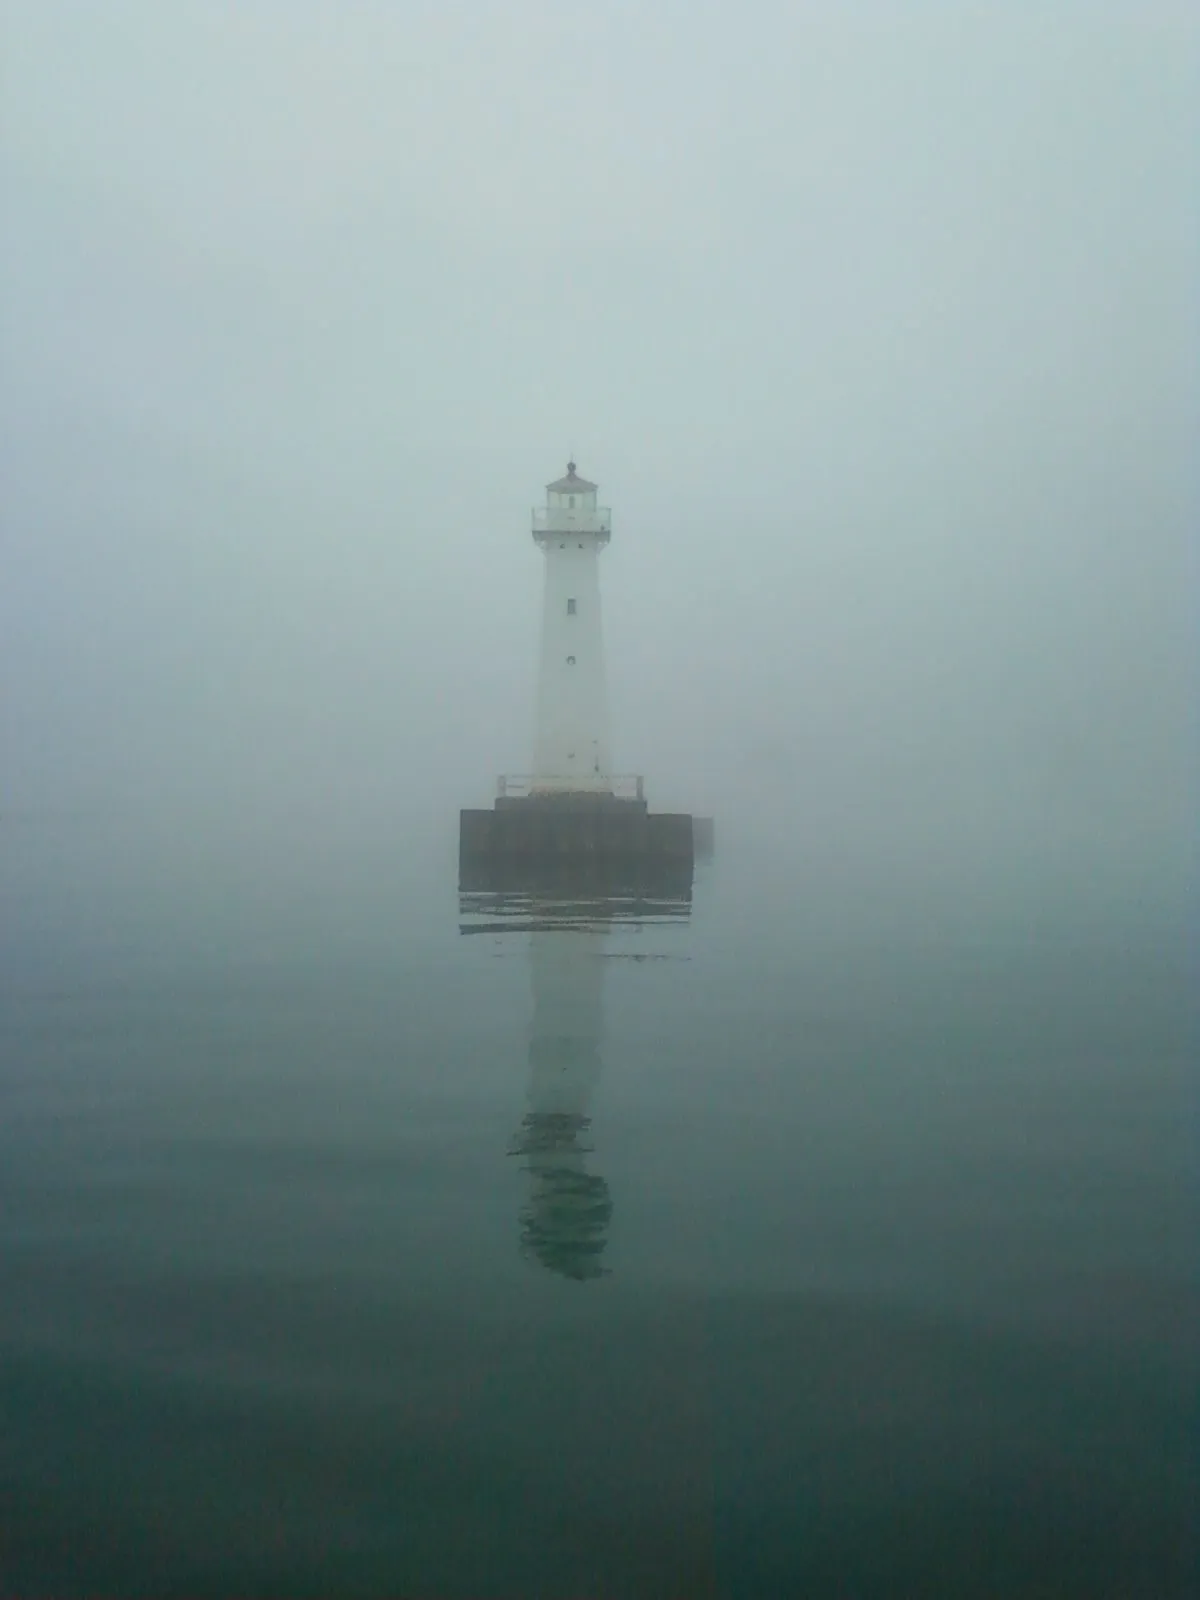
[{"xmin": 509, "ymin": 925, "xmax": 612, "ymax": 1281}]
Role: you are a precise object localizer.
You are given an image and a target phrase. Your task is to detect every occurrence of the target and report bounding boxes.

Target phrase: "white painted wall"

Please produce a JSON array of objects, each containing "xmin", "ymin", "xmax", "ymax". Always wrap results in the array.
[{"xmin": 532, "ymin": 536, "xmax": 611, "ymax": 791}]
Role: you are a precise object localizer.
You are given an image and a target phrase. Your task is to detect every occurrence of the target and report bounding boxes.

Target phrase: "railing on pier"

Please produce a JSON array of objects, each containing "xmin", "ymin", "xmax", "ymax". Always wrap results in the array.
[{"xmin": 498, "ymin": 774, "xmax": 644, "ymax": 801}]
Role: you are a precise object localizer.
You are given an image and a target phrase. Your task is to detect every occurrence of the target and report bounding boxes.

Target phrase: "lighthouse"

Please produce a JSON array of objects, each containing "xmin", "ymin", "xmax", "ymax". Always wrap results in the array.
[
  {"xmin": 530, "ymin": 463, "xmax": 612, "ymax": 794},
  {"xmin": 458, "ymin": 460, "xmax": 693, "ymax": 894}
]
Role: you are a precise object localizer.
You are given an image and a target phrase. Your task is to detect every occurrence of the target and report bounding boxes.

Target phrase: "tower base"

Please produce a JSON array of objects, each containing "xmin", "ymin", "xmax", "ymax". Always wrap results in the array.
[{"xmin": 459, "ymin": 793, "xmax": 693, "ymax": 895}]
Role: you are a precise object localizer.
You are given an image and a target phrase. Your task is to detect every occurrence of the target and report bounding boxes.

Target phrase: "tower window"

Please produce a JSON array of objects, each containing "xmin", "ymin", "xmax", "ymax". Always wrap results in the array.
[
  {"xmin": 566, "ymin": 655, "xmax": 576, "ymax": 665},
  {"xmin": 569, "ymin": 495, "xmax": 575, "ymax": 508},
  {"xmin": 567, "ymin": 598, "xmax": 576, "ymax": 615}
]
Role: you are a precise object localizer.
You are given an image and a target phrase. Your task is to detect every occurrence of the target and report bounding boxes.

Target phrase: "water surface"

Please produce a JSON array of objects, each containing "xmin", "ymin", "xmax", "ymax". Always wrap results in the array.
[{"xmin": 1, "ymin": 821, "xmax": 1194, "ymax": 1596}]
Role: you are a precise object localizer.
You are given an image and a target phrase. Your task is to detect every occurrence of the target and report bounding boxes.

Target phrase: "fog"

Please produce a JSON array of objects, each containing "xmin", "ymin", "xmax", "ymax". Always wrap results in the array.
[{"xmin": 3, "ymin": 2, "xmax": 1196, "ymax": 936}]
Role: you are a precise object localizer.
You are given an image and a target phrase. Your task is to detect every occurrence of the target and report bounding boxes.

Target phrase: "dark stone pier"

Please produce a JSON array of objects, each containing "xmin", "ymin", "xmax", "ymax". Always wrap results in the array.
[{"xmin": 459, "ymin": 791, "xmax": 694, "ymax": 896}]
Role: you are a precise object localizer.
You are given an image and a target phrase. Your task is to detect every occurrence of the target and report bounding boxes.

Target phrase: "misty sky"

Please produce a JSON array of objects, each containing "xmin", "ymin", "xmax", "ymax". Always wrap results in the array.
[{"xmin": 3, "ymin": 2, "xmax": 1196, "ymax": 900}]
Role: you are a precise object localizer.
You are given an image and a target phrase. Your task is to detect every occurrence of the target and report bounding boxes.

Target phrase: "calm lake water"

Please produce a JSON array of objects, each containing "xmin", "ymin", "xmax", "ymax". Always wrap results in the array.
[{"xmin": 2, "ymin": 818, "xmax": 1194, "ymax": 1597}]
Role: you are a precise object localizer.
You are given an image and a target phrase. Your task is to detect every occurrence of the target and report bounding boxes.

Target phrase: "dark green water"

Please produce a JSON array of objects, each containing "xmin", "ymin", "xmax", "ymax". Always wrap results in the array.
[{"xmin": 1, "ymin": 824, "xmax": 1194, "ymax": 1597}]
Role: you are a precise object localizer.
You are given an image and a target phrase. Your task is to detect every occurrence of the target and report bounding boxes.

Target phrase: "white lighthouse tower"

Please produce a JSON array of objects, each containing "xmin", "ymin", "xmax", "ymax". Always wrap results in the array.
[{"xmin": 530, "ymin": 463, "xmax": 613, "ymax": 794}]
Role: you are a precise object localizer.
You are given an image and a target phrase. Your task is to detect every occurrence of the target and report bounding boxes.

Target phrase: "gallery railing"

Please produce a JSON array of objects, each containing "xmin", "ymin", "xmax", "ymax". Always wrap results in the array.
[
  {"xmin": 531, "ymin": 508, "xmax": 612, "ymax": 538},
  {"xmin": 497, "ymin": 774, "xmax": 645, "ymax": 801}
]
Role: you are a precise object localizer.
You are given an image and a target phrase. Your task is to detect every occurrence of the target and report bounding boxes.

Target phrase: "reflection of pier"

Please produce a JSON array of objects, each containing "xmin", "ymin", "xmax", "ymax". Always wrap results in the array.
[
  {"xmin": 460, "ymin": 879, "xmax": 690, "ymax": 1282},
  {"xmin": 458, "ymin": 888, "xmax": 692, "ymax": 937}
]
